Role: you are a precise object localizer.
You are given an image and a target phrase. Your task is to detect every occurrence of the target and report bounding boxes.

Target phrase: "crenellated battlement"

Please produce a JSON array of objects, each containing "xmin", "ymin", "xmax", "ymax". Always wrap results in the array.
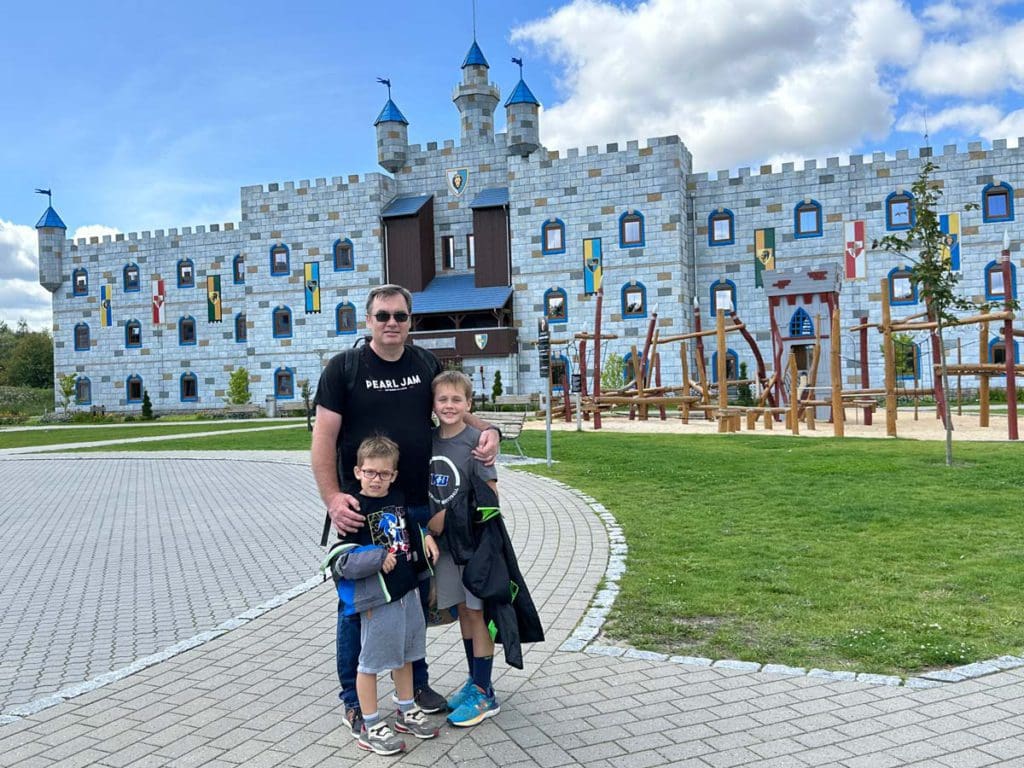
[
  {"xmin": 507, "ymin": 134, "xmax": 692, "ymax": 174},
  {"xmin": 240, "ymin": 171, "xmax": 390, "ymax": 198},
  {"xmin": 71, "ymin": 222, "xmax": 243, "ymax": 248}
]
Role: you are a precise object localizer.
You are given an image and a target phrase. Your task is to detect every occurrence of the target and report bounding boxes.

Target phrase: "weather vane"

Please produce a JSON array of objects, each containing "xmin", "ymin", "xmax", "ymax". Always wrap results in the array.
[
  {"xmin": 512, "ymin": 57, "xmax": 524, "ymax": 78},
  {"xmin": 34, "ymin": 188, "xmax": 52, "ymax": 206},
  {"xmin": 376, "ymin": 77, "xmax": 392, "ymax": 100}
]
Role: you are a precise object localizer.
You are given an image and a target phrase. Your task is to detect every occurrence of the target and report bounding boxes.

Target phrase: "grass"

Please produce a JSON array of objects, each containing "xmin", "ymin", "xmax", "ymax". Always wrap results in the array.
[
  {"xmin": 0, "ymin": 421, "xmax": 305, "ymax": 449},
  {"xmin": 68, "ymin": 423, "xmax": 313, "ymax": 452}
]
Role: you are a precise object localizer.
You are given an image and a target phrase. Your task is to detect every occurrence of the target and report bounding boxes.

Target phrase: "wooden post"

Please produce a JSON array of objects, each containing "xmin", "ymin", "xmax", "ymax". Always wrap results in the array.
[
  {"xmin": 716, "ymin": 308, "xmax": 728, "ymax": 416},
  {"xmin": 804, "ymin": 318, "xmax": 822, "ymax": 430},
  {"xmin": 956, "ymin": 338, "xmax": 963, "ymax": 417},
  {"xmin": 680, "ymin": 342, "xmax": 690, "ymax": 423},
  {"xmin": 1002, "ymin": 254, "xmax": 1019, "ymax": 440},
  {"xmin": 592, "ymin": 289, "xmax": 604, "ymax": 430},
  {"xmin": 980, "ymin": 321, "xmax": 990, "ymax": 428},
  {"xmin": 630, "ymin": 343, "xmax": 642, "ymax": 420},
  {"xmin": 881, "ymin": 278, "xmax": 897, "ymax": 436},
  {"xmin": 831, "ymin": 305, "xmax": 844, "ymax": 437},
  {"xmin": 859, "ymin": 323, "xmax": 872, "ymax": 426},
  {"xmin": 578, "ymin": 339, "xmax": 590, "ymax": 421},
  {"xmin": 788, "ymin": 351, "xmax": 800, "ymax": 435}
]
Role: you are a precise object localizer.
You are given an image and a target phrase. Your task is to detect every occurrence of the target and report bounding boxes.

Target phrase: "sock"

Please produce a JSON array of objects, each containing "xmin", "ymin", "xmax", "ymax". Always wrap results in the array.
[
  {"xmin": 363, "ymin": 711, "xmax": 380, "ymax": 728},
  {"xmin": 471, "ymin": 656, "xmax": 494, "ymax": 696},
  {"xmin": 397, "ymin": 697, "xmax": 415, "ymax": 713},
  {"xmin": 462, "ymin": 638, "xmax": 474, "ymax": 676}
]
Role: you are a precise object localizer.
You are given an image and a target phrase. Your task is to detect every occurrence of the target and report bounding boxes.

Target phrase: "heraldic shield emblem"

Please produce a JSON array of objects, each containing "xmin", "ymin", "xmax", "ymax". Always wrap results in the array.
[
  {"xmin": 447, "ymin": 168, "xmax": 469, "ymax": 197},
  {"xmin": 474, "ymin": 333, "xmax": 488, "ymax": 350}
]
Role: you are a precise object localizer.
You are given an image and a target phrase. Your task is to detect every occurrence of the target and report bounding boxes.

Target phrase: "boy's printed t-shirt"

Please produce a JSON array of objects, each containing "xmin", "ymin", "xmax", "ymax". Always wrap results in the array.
[{"xmin": 428, "ymin": 425, "xmax": 498, "ymax": 565}]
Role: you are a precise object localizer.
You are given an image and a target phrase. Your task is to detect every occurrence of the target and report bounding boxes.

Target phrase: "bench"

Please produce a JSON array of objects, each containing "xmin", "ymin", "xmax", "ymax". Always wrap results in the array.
[
  {"xmin": 474, "ymin": 410, "xmax": 528, "ymax": 458},
  {"xmin": 494, "ymin": 394, "xmax": 539, "ymax": 409}
]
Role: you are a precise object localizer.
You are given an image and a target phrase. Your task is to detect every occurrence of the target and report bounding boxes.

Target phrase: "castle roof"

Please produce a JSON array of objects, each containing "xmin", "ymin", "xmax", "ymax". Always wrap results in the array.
[
  {"xmin": 462, "ymin": 40, "xmax": 489, "ymax": 68},
  {"xmin": 374, "ymin": 98, "xmax": 408, "ymax": 126},
  {"xmin": 504, "ymin": 78, "xmax": 540, "ymax": 107},
  {"xmin": 36, "ymin": 206, "xmax": 66, "ymax": 229},
  {"xmin": 381, "ymin": 194, "xmax": 432, "ymax": 218},
  {"xmin": 469, "ymin": 187, "xmax": 509, "ymax": 208},
  {"xmin": 409, "ymin": 273, "xmax": 512, "ymax": 314}
]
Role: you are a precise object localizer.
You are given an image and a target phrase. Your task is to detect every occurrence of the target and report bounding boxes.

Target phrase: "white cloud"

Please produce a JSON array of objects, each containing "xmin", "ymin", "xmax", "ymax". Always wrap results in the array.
[
  {"xmin": 908, "ymin": 21, "xmax": 1024, "ymax": 96},
  {"xmin": 921, "ymin": 1, "xmax": 964, "ymax": 30},
  {"xmin": 0, "ymin": 219, "xmax": 52, "ymax": 330},
  {"xmin": 70, "ymin": 224, "xmax": 122, "ymax": 243},
  {"xmin": 512, "ymin": 0, "xmax": 923, "ymax": 172},
  {"xmin": 896, "ymin": 103, "xmax": 1004, "ymax": 135}
]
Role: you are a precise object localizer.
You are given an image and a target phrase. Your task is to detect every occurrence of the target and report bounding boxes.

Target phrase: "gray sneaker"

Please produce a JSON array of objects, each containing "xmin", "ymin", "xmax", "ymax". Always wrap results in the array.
[
  {"xmin": 394, "ymin": 705, "xmax": 439, "ymax": 740},
  {"xmin": 358, "ymin": 721, "xmax": 405, "ymax": 755},
  {"xmin": 345, "ymin": 707, "xmax": 363, "ymax": 740}
]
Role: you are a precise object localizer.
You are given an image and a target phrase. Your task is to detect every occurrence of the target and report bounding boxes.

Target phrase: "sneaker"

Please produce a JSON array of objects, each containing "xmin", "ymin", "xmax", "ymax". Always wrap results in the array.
[
  {"xmin": 358, "ymin": 721, "xmax": 405, "ymax": 756},
  {"xmin": 344, "ymin": 707, "xmax": 364, "ymax": 740},
  {"xmin": 414, "ymin": 684, "xmax": 447, "ymax": 714},
  {"xmin": 447, "ymin": 685, "xmax": 500, "ymax": 727},
  {"xmin": 446, "ymin": 678, "xmax": 476, "ymax": 713},
  {"xmin": 394, "ymin": 705, "xmax": 439, "ymax": 739}
]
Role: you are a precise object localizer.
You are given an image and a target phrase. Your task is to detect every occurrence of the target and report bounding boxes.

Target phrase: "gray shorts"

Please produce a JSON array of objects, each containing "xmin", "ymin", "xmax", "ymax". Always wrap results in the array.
[
  {"xmin": 358, "ymin": 591, "xmax": 426, "ymax": 675},
  {"xmin": 433, "ymin": 547, "xmax": 483, "ymax": 611}
]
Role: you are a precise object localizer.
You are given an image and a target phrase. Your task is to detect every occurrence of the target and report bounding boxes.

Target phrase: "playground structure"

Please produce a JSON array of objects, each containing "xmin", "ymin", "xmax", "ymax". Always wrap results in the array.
[{"xmin": 545, "ymin": 262, "xmax": 1021, "ymax": 440}]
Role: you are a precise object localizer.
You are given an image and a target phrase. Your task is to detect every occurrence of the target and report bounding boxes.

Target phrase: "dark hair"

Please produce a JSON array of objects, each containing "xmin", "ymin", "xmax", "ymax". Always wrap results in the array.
[{"xmin": 365, "ymin": 284, "xmax": 412, "ymax": 314}]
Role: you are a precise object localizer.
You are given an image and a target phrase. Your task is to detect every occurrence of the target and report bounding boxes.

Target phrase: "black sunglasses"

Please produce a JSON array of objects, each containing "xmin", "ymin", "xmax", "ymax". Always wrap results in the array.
[{"xmin": 372, "ymin": 310, "xmax": 410, "ymax": 323}]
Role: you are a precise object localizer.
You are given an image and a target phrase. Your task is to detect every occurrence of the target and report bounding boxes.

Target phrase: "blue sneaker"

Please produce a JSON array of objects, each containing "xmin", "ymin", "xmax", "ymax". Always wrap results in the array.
[
  {"xmin": 447, "ymin": 685, "xmax": 500, "ymax": 727},
  {"xmin": 446, "ymin": 678, "xmax": 476, "ymax": 713}
]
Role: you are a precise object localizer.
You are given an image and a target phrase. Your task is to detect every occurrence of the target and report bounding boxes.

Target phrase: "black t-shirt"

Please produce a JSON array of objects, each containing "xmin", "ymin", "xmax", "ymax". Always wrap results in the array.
[{"xmin": 314, "ymin": 344, "xmax": 442, "ymax": 505}]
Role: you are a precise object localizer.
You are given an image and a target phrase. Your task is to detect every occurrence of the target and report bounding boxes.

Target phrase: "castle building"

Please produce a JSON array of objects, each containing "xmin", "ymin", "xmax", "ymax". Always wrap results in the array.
[{"xmin": 38, "ymin": 37, "xmax": 1023, "ymax": 412}]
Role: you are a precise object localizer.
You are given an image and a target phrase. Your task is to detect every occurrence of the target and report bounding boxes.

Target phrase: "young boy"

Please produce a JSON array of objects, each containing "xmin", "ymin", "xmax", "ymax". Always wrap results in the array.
[
  {"xmin": 427, "ymin": 371, "xmax": 501, "ymax": 726},
  {"xmin": 323, "ymin": 436, "xmax": 441, "ymax": 755}
]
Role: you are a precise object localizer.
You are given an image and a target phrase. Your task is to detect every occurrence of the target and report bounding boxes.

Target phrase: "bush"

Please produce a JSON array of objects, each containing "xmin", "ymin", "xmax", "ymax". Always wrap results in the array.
[
  {"xmin": 226, "ymin": 367, "xmax": 251, "ymax": 405},
  {"xmin": 0, "ymin": 386, "xmax": 54, "ymax": 416}
]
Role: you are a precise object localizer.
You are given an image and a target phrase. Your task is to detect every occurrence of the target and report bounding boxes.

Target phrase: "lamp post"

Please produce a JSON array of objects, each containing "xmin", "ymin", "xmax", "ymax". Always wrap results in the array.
[{"xmin": 1000, "ymin": 230, "xmax": 1018, "ymax": 440}]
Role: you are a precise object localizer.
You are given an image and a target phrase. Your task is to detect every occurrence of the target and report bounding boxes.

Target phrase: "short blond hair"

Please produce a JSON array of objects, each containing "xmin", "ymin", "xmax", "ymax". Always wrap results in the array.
[
  {"xmin": 356, "ymin": 435, "xmax": 399, "ymax": 467},
  {"xmin": 432, "ymin": 370, "xmax": 473, "ymax": 400}
]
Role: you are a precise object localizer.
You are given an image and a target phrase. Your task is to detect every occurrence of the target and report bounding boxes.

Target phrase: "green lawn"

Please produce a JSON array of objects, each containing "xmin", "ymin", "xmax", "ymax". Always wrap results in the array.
[{"xmin": 0, "ymin": 421, "xmax": 305, "ymax": 449}]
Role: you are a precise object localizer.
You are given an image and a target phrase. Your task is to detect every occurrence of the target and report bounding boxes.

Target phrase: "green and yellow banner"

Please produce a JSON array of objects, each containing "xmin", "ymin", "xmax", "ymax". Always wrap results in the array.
[
  {"xmin": 207, "ymin": 275, "xmax": 222, "ymax": 322},
  {"xmin": 754, "ymin": 228, "xmax": 775, "ymax": 288}
]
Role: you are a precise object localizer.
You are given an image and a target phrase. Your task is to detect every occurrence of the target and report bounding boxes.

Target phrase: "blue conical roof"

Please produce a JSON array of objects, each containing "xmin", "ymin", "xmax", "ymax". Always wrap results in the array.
[
  {"xmin": 505, "ymin": 78, "xmax": 540, "ymax": 107},
  {"xmin": 462, "ymin": 40, "xmax": 489, "ymax": 68},
  {"xmin": 36, "ymin": 206, "xmax": 66, "ymax": 229},
  {"xmin": 374, "ymin": 98, "xmax": 408, "ymax": 126}
]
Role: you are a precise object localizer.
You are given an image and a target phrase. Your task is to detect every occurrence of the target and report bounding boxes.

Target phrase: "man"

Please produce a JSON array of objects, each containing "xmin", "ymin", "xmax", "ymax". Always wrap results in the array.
[{"xmin": 311, "ymin": 284, "xmax": 500, "ymax": 738}]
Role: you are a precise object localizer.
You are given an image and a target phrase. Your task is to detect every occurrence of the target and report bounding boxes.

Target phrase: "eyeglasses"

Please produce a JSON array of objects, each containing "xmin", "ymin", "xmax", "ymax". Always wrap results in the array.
[
  {"xmin": 372, "ymin": 310, "xmax": 410, "ymax": 323},
  {"xmin": 359, "ymin": 469, "xmax": 395, "ymax": 481}
]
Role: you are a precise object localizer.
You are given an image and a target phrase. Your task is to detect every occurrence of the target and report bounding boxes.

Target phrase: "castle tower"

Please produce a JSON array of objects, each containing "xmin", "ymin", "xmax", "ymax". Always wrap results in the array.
[
  {"xmin": 36, "ymin": 204, "xmax": 67, "ymax": 293},
  {"xmin": 505, "ymin": 60, "xmax": 541, "ymax": 157},
  {"xmin": 375, "ymin": 88, "xmax": 409, "ymax": 174},
  {"xmin": 453, "ymin": 40, "xmax": 500, "ymax": 145}
]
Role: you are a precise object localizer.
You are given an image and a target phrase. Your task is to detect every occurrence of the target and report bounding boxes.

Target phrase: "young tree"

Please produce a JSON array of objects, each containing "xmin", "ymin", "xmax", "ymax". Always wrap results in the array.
[
  {"xmin": 141, "ymin": 389, "xmax": 154, "ymax": 420},
  {"xmin": 226, "ymin": 367, "xmax": 251, "ymax": 405},
  {"xmin": 492, "ymin": 370, "xmax": 503, "ymax": 403},
  {"xmin": 7, "ymin": 332, "xmax": 54, "ymax": 388},
  {"xmin": 600, "ymin": 352, "xmax": 626, "ymax": 392},
  {"xmin": 58, "ymin": 372, "xmax": 77, "ymax": 415},
  {"xmin": 300, "ymin": 378, "xmax": 313, "ymax": 431}
]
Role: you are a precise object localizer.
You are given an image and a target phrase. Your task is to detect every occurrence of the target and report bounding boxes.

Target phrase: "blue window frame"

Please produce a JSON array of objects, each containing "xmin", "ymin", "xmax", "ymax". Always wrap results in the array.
[
  {"xmin": 982, "ymin": 182, "xmax": 1014, "ymax": 223},
  {"xmin": 126, "ymin": 375, "xmax": 144, "ymax": 404},
  {"xmin": 274, "ymin": 367, "xmax": 295, "ymax": 399},
  {"xmin": 793, "ymin": 199, "xmax": 823, "ymax": 238},
  {"xmin": 72, "ymin": 268, "xmax": 88, "ymax": 296},
  {"xmin": 125, "ymin": 319, "xmax": 142, "ymax": 348},
  {"xmin": 888, "ymin": 267, "xmax": 918, "ymax": 305},
  {"xmin": 272, "ymin": 305, "xmax": 293, "ymax": 338},
  {"xmin": 180, "ymin": 372, "xmax": 199, "ymax": 402},
  {"xmin": 550, "ymin": 355, "xmax": 570, "ymax": 392},
  {"xmin": 75, "ymin": 376, "xmax": 92, "ymax": 405},
  {"xmin": 178, "ymin": 315, "xmax": 197, "ymax": 345},
  {"xmin": 235, "ymin": 312, "xmax": 247, "ymax": 343},
  {"xmin": 541, "ymin": 219, "xmax": 566, "ymax": 255},
  {"xmin": 985, "ymin": 260, "xmax": 1018, "ymax": 302},
  {"xmin": 710, "ymin": 279, "xmax": 736, "ymax": 315},
  {"xmin": 894, "ymin": 338, "xmax": 920, "ymax": 381},
  {"xmin": 270, "ymin": 243, "xmax": 290, "ymax": 275},
  {"xmin": 123, "ymin": 263, "xmax": 141, "ymax": 292},
  {"xmin": 885, "ymin": 191, "xmax": 915, "ymax": 231},
  {"xmin": 543, "ymin": 287, "xmax": 568, "ymax": 324},
  {"xmin": 333, "ymin": 238, "xmax": 355, "ymax": 271},
  {"xmin": 708, "ymin": 209, "xmax": 735, "ymax": 246},
  {"xmin": 989, "ymin": 337, "xmax": 1021, "ymax": 364},
  {"xmin": 788, "ymin": 308, "xmax": 814, "ymax": 337},
  {"xmin": 233, "ymin": 254, "xmax": 245, "ymax": 285},
  {"xmin": 335, "ymin": 302, "xmax": 357, "ymax": 335},
  {"xmin": 621, "ymin": 282, "xmax": 647, "ymax": 319},
  {"xmin": 74, "ymin": 323, "xmax": 90, "ymax": 351},
  {"xmin": 711, "ymin": 349, "xmax": 739, "ymax": 382},
  {"xmin": 618, "ymin": 210, "xmax": 645, "ymax": 248},
  {"xmin": 177, "ymin": 258, "xmax": 195, "ymax": 288}
]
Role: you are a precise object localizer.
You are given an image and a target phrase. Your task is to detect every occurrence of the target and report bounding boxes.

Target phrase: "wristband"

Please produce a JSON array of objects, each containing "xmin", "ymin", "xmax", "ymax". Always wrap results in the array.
[{"xmin": 486, "ymin": 425, "xmax": 503, "ymax": 441}]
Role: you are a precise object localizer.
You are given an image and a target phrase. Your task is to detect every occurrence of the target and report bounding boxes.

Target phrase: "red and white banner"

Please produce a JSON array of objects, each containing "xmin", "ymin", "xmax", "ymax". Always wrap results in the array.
[
  {"xmin": 844, "ymin": 220, "xmax": 866, "ymax": 280},
  {"xmin": 152, "ymin": 279, "xmax": 165, "ymax": 324}
]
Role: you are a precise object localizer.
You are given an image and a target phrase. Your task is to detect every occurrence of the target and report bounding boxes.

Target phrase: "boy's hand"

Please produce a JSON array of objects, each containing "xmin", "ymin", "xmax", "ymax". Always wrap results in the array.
[
  {"xmin": 424, "ymin": 534, "xmax": 439, "ymax": 564},
  {"xmin": 472, "ymin": 428, "xmax": 499, "ymax": 466},
  {"xmin": 427, "ymin": 509, "xmax": 446, "ymax": 536},
  {"xmin": 381, "ymin": 552, "xmax": 397, "ymax": 573}
]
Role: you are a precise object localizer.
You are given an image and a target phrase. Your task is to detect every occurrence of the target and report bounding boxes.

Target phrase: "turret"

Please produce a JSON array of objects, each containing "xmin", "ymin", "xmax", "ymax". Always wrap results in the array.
[
  {"xmin": 36, "ymin": 203, "xmax": 67, "ymax": 293},
  {"xmin": 505, "ymin": 58, "xmax": 541, "ymax": 157},
  {"xmin": 374, "ymin": 78, "xmax": 409, "ymax": 174},
  {"xmin": 453, "ymin": 40, "xmax": 500, "ymax": 145}
]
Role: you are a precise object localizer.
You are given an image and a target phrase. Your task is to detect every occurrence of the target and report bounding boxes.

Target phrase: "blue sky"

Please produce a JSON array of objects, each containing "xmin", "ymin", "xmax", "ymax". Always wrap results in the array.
[{"xmin": 4, "ymin": 0, "xmax": 1024, "ymax": 329}]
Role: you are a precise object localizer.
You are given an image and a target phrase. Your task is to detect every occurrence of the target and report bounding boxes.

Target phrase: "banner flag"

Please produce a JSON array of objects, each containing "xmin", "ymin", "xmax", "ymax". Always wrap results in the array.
[
  {"xmin": 152, "ymin": 280, "xmax": 165, "ymax": 325},
  {"xmin": 304, "ymin": 262, "xmax": 321, "ymax": 313},
  {"xmin": 940, "ymin": 213, "xmax": 961, "ymax": 272},
  {"xmin": 844, "ymin": 220, "xmax": 866, "ymax": 280},
  {"xmin": 583, "ymin": 238, "xmax": 603, "ymax": 294},
  {"xmin": 754, "ymin": 228, "xmax": 775, "ymax": 288},
  {"xmin": 207, "ymin": 275, "xmax": 222, "ymax": 322},
  {"xmin": 101, "ymin": 284, "xmax": 113, "ymax": 326}
]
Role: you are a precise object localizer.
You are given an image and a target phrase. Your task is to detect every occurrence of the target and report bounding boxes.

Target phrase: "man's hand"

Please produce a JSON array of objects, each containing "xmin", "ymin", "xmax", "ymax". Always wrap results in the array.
[
  {"xmin": 382, "ymin": 551, "xmax": 397, "ymax": 574},
  {"xmin": 327, "ymin": 492, "xmax": 363, "ymax": 534},
  {"xmin": 424, "ymin": 535, "xmax": 439, "ymax": 565},
  {"xmin": 472, "ymin": 427, "xmax": 500, "ymax": 466},
  {"xmin": 427, "ymin": 509, "xmax": 446, "ymax": 537}
]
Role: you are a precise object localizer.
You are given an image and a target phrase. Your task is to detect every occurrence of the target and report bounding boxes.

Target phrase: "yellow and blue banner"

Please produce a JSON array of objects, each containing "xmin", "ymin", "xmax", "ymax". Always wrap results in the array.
[
  {"xmin": 207, "ymin": 275, "xmax": 222, "ymax": 322},
  {"xmin": 101, "ymin": 284, "xmax": 113, "ymax": 326},
  {"xmin": 940, "ymin": 213, "xmax": 961, "ymax": 272},
  {"xmin": 304, "ymin": 262, "xmax": 321, "ymax": 313},
  {"xmin": 583, "ymin": 238, "xmax": 603, "ymax": 294}
]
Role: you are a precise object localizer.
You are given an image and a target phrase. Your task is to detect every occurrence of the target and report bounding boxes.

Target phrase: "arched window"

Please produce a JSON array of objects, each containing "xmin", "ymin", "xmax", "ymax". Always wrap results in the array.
[
  {"xmin": 180, "ymin": 372, "xmax": 199, "ymax": 402},
  {"xmin": 982, "ymin": 182, "xmax": 1014, "ymax": 223},
  {"xmin": 177, "ymin": 258, "xmax": 195, "ymax": 288},
  {"xmin": 126, "ymin": 375, "xmax": 144, "ymax": 404},
  {"xmin": 272, "ymin": 305, "xmax": 293, "ymax": 338},
  {"xmin": 336, "ymin": 302, "xmax": 357, "ymax": 335},
  {"xmin": 793, "ymin": 199, "xmax": 823, "ymax": 238},
  {"xmin": 125, "ymin": 319, "xmax": 142, "ymax": 348},
  {"xmin": 888, "ymin": 267, "xmax": 918, "ymax": 305},
  {"xmin": 178, "ymin": 315, "xmax": 197, "ymax": 345},
  {"xmin": 989, "ymin": 338, "xmax": 1020, "ymax": 364},
  {"xmin": 621, "ymin": 282, "xmax": 647, "ymax": 319},
  {"xmin": 711, "ymin": 349, "xmax": 739, "ymax": 382},
  {"xmin": 885, "ymin": 190, "xmax": 915, "ymax": 231},
  {"xmin": 274, "ymin": 367, "xmax": 295, "ymax": 399},
  {"xmin": 235, "ymin": 312, "xmax": 247, "ymax": 343},
  {"xmin": 270, "ymin": 243, "xmax": 290, "ymax": 276},
  {"xmin": 710, "ymin": 279, "xmax": 736, "ymax": 314},
  {"xmin": 788, "ymin": 308, "xmax": 814, "ymax": 337},
  {"xmin": 123, "ymin": 263, "xmax": 141, "ymax": 292},
  {"xmin": 550, "ymin": 355, "xmax": 570, "ymax": 392},
  {"xmin": 233, "ymin": 254, "xmax": 246, "ymax": 285},
  {"xmin": 894, "ymin": 338, "xmax": 920, "ymax": 381},
  {"xmin": 72, "ymin": 268, "xmax": 89, "ymax": 296},
  {"xmin": 543, "ymin": 287, "xmax": 568, "ymax": 324},
  {"xmin": 708, "ymin": 209, "xmax": 735, "ymax": 246},
  {"xmin": 618, "ymin": 210, "xmax": 645, "ymax": 248},
  {"xmin": 985, "ymin": 260, "xmax": 1018, "ymax": 302},
  {"xmin": 333, "ymin": 239, "xmax": 354, "ymax": 271},
  {"xmin": 541, "ymin": 219, "xmax": 566, "ymax": 255},
  {"xmin": 75, "ymin": 376, "xmax": 92, "ymax": 405},
  {"xmin": 74, "ymin": 323, "xmax": 90, "ymax": 351}
]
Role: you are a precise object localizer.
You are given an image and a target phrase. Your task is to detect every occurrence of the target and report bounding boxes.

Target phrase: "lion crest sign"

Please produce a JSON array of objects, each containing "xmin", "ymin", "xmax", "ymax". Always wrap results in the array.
[{"xmin": 446, "ymin": 168, "xmax": 469, "ymax": 197}]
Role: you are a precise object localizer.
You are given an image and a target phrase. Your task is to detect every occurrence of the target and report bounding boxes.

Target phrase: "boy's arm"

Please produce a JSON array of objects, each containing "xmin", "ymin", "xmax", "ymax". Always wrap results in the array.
[
  {"xmin": 464, "ymin": 413, "xmax": 500, "ymax": 466},
  {"xmin": 334, "ymin": 545, "xmax": 387, "ymax": 581}
]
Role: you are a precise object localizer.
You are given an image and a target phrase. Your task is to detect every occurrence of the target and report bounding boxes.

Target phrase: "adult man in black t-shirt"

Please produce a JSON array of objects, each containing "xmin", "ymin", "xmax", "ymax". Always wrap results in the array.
[{"xmin": 312, "ymin": 284, "xmax": 500, "ymax": 738}]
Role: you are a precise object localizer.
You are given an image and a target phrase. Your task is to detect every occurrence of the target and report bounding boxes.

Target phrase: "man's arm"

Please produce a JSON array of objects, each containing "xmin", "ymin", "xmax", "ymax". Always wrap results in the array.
[
  {"xmin": 464, "ymin": 412, "xmax": 501, "ymax": 466},
  {"xmin": 311, "ymin": 405, "xmax": 363, "ymax": 533}
]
